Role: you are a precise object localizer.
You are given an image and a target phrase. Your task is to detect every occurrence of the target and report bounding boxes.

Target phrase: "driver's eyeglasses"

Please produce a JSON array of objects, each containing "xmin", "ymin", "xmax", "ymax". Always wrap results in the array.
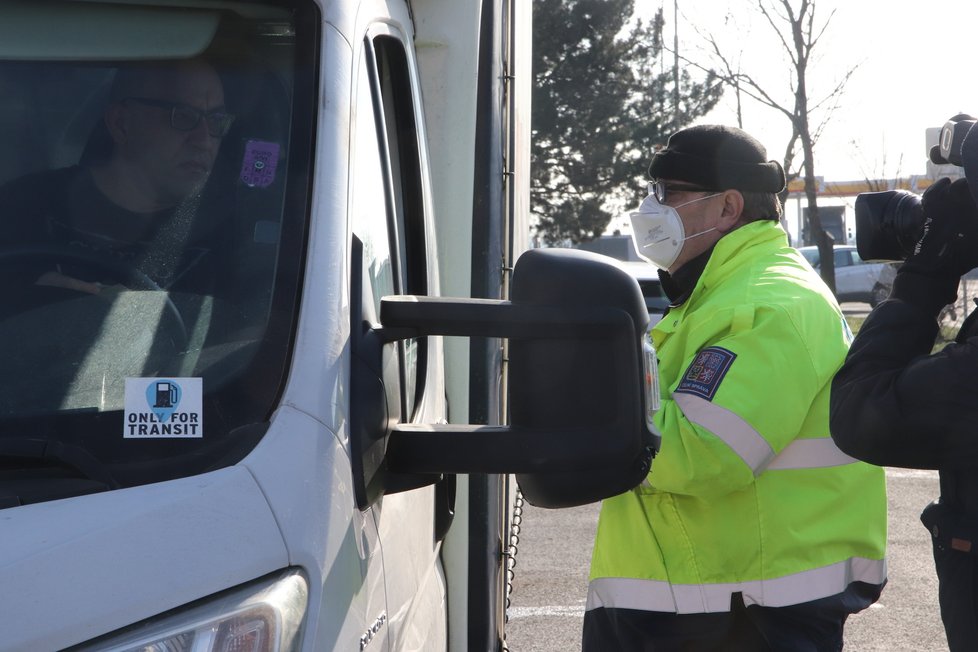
[
  {"xmin": 123, "ymin": 97, "xmax": 235, "ymax": 138},
  {"xmin": 651, "ymin": 179, "xmax": 719, "ymax": 204}
]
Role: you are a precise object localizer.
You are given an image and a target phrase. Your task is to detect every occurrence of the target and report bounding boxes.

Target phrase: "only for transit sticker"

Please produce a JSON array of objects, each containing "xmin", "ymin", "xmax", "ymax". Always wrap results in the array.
[{"xmin": 124, "ymin": 377, "xmax": 203, "ymax": 438}]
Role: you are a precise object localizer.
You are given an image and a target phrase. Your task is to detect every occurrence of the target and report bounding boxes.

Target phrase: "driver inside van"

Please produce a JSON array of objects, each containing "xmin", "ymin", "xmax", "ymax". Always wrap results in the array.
[{"xmin": 0, "ymin": 57, "xmax": 233, "ymax": 296}]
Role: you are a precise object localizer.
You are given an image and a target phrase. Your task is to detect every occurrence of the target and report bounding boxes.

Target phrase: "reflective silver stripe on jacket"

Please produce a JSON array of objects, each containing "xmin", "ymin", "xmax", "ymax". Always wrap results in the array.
[
  {"xmin": 672, "ymin": 392, "xmax": 857, "ymax": 474},
  {"xmin": 765, "ymin": 437, "xmax": 858, "ymax": 471},
  {"xmin": 586, "ymin": 557, "xmax": 887, "ymax": 614}
]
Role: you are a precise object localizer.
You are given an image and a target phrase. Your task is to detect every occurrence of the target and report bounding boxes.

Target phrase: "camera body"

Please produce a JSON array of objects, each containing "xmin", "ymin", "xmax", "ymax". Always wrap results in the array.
[
  {"xmin": 934, "ymin": 114, "xmax": 977, "ymax": 167},
  {"xmin": 855, "ymin": 114, "xmax": 977, "ymax": 261}
]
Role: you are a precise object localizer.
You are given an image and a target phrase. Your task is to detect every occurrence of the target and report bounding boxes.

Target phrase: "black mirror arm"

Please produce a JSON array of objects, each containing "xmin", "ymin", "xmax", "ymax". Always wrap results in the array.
[
  {"xmin": 378, "ymin": 295, "xmax": 646, "ymax": 476},
  {"xmin": 377, "ymin": 295, "xmax": 632, "ymax": 341}
]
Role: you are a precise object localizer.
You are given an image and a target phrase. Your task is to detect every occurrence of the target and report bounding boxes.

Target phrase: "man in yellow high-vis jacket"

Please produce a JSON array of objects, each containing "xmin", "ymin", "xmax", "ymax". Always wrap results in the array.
[{"xmin": 583, "ymin": 125, "xmax": 887, "ymax": 651}]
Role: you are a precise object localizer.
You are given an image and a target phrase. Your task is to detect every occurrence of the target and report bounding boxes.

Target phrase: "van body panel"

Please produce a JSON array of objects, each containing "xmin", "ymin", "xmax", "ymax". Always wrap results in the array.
[
  {"xmin": 0, "ymin": 466, "xmax": 288, "ymax": 651},
  {"xmin": 276, "ymin": 19, "xmax": 353, "ymax": 437},
  {"xmin": 241, "ymin": 403, "xmax": 400, "ymax": 651}
]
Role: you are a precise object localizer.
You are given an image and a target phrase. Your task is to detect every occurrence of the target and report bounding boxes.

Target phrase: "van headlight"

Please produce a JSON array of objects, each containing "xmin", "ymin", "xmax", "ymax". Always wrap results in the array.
[{"xmin": 72, "ymin": 569, "xmax": 308, "ymax": 652}]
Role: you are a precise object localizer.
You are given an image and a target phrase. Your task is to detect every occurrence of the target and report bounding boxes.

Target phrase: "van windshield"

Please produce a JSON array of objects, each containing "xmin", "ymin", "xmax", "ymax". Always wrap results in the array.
[{"xmin": 0, "ymin": 0, "xmax": 315, "ymax": 505}]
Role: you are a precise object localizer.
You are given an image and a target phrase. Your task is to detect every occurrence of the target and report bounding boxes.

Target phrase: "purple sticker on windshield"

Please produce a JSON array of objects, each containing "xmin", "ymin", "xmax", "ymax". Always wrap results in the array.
[{"xmin": 240, "ymin": 140, "xmax": 280, "ymax": 188}]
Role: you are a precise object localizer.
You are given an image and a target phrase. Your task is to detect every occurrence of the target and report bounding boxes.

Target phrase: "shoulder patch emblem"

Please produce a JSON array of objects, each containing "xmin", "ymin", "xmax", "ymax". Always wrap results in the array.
[{"xmin": 675, "ymin": 346, "xmax": 737, "ymax": 401}]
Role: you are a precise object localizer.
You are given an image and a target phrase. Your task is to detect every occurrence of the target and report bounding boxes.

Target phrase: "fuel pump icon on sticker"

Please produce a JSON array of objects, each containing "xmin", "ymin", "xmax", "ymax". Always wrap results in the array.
[{"xmin": 153, "ymin": 381, "xmax": 179, "ymax": 409}]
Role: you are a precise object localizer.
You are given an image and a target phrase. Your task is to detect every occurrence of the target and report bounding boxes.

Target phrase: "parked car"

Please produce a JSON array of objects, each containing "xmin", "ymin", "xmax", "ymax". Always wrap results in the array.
[
  {"xmin": 618, "ymin": 261, "xmax": 670, "ymax": 329},
  {"xmin": 798, "ymin": 245, "xmax": 898, "ymax": 307}
]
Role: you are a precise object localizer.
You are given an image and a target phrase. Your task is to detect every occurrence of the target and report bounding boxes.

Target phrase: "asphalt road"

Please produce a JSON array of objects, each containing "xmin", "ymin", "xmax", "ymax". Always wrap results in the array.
[{"xmin": 505, "ymin": 468, "xmax": 946, "ymax": 651}]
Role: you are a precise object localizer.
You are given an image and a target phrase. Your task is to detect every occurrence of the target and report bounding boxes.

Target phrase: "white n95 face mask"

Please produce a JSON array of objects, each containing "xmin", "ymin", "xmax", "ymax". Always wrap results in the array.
[{"xmin": 629, "ymin": 192, "xmax": 720, "ymax": 270}]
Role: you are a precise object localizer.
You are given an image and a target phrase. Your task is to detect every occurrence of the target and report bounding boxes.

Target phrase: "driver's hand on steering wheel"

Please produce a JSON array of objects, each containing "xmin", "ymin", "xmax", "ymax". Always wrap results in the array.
[{"xmin": 35, "ymin": 270, "xmax": 102, "ymax": 295}]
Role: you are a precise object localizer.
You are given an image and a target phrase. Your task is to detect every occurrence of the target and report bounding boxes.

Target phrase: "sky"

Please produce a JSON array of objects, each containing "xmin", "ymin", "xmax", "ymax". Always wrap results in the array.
[
  {"xmin": 639, "ymin": 0, "xmax": 978, "ymax": 181},
  {"xmin": 616, "ymin": 0, "xmax": 978, "ymax": 240}
]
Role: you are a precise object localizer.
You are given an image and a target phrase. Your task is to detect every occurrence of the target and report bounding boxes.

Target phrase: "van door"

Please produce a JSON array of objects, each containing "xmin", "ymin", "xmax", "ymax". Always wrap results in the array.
[{"xmin": 350, "ymin": 17, "xmax": 449, "ymax": 651}]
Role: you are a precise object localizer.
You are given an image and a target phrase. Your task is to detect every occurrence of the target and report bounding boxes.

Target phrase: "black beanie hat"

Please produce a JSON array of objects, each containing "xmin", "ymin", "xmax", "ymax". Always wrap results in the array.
[{"xmin": 648, "ymin": 125, "xmax": 786, "ymax": 193}]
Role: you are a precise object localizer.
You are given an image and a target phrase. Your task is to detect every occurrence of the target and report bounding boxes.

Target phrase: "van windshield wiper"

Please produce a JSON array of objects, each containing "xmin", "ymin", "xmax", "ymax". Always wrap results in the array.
[{"xmin": 0, "ymin": 438, "xmax": 116, "ymax": 508}]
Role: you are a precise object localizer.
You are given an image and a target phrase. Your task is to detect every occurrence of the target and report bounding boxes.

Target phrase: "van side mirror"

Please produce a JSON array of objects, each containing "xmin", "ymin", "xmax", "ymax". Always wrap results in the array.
[
  {"xmin": 351, "ymin": 248, "xmax": 659, "ymax": 509},
  {"xmin": 508, "ymin": 249, "xmax": 659, "ymax": 508}
]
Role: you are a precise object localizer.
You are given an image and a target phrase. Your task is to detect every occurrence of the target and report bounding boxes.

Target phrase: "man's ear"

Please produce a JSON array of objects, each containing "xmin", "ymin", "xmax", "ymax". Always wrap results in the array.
[
  {"xmin": 104, "ymin": 103, "xmax": 129, "ymax": 145},
  {"xmin": 717, "ymin": 190, "xmax": 745, "ymax": 232}
]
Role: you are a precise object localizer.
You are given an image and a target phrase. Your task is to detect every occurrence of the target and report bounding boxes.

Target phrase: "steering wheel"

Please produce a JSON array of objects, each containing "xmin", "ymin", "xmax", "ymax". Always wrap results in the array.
[{"xmin": 0, "ymin": 244, "xmax": 188, "ymax": 345}]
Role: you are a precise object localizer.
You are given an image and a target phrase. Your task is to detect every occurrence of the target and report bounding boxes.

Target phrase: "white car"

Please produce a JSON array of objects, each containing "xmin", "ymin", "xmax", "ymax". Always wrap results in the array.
[
  {"xmin": 798, "ymin": 245, "xmax": 898, "ymax": 307},
  {"xmin": 618, "ymin": 261, "xmax": 670, "ymax": 329}
]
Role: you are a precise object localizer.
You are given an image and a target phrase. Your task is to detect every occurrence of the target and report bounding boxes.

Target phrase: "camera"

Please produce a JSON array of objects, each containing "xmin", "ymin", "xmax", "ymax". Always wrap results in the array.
[
  {"xmin": 854, "ymin": 190, "xmax": 923, "ymax": 261},
  {"xmin": 854, "ymin": 114, "xmax": 976, "ymax": 261}
]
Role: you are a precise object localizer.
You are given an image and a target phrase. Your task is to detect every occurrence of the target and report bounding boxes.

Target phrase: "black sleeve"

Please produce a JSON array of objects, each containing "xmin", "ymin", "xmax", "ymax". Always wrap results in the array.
[
  {"xmin": 830, "ymin": 278, "xmax": 978, "ymax": 469},
  {"xmin": 0, "ymin": 167, "xmax": 71, "ymax": 246}
]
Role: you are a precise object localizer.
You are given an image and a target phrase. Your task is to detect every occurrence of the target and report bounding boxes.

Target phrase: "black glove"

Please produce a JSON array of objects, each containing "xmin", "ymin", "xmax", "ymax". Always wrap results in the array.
[
  {"xmin": 912, "ymin": 177, "xmax": 978, "ymax": 276},
  {"xmin": 892, "ymin": 177, "xmax": 978, "ymax": 315}
]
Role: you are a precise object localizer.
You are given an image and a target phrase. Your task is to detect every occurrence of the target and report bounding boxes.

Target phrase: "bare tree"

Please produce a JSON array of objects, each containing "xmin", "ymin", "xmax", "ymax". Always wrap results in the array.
[
  {"xmin": 680, "ymin": 0, "xmax": 858, "ymax": 291},
  {"xmin": 851, "ymin": 137, "xmax": 905, "ymax": 192}
]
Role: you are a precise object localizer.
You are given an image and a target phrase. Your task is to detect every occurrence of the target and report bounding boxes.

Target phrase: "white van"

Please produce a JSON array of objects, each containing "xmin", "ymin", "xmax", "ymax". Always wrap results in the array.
[{"xmin": 0, "ymin": 1, "xmax": 657, "ymax": 650}]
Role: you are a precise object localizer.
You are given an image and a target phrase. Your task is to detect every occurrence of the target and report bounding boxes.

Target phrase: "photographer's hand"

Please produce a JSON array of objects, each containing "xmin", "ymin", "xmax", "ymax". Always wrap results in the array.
[{"xmin": 892, "ymin": 177, "xmax": 978, "ymax": 316}]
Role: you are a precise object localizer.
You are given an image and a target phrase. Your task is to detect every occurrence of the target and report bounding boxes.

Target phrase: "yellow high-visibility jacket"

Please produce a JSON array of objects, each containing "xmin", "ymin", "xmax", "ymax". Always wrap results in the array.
[{"xmin": 588, "ymin": 220, "xmax": 887, "ymax": 614}]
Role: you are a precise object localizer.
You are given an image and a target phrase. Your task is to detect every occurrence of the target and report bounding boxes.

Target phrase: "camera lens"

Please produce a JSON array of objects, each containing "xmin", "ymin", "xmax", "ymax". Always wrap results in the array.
[
  {"xmin": 887, "ymin": 191, "xmax": 925, "ymax": 256},
  {"xmin": 854, "ymin": 190, "xmax": 924, "ymax": 261}
]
